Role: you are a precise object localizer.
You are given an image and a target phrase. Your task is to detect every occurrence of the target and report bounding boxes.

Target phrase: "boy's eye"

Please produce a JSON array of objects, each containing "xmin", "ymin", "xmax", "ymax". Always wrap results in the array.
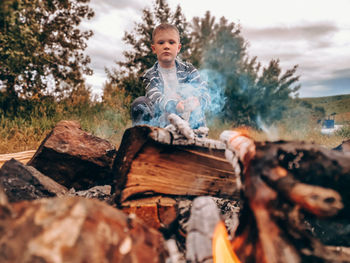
[
  {"xmin": 169, "ymin": 41, "xmax": 175, "ymax": 44},
  {"xmin": 158, "ymin": 41, "xmax": 164, "ymax": 44}
]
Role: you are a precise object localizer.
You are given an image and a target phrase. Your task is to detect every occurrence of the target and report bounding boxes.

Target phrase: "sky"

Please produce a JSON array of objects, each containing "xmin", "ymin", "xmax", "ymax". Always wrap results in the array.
[{"xmin": 81, "ymin": 0, "xmax": 350, "ymax": 98}]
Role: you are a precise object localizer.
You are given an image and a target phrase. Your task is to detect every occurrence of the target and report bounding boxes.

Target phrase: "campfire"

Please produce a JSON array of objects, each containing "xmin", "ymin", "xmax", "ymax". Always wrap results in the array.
[{"xmin": 0, "ymin": 118, "xmax": 349, "ymax": 262}]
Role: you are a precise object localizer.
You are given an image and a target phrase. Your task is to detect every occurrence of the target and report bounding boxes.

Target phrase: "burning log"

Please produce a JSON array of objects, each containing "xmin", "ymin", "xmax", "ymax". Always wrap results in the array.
[{"xmin": 220, "ymin": 134, "xmax": 350, "ymax": 263}]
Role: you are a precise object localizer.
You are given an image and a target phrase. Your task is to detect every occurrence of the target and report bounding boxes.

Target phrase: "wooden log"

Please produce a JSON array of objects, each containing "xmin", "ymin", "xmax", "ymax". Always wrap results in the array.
[
  {"xmin": 0, "ymin": 150, "xmax": 36, "ymax": 168},
  {"xmin": 121, "ymin": 196, "xmax": 178, "ymax": 230},
  {"xmin": 261, "ymin": 166, "xmax": 343, "ymax": 217},
  {"xmin": 111, "ymin": 126, "xmax": 241, "ymax": 204}
]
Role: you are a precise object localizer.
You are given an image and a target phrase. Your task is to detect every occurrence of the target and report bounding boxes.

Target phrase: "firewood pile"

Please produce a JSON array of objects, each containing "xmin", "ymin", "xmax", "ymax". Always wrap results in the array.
[{"xmin": 0, "ymin": 119, "xmax": 349, "ymax": 263}]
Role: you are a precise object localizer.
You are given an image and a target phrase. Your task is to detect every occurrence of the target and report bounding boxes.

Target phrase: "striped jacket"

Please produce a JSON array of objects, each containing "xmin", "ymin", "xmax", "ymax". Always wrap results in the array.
[{"xmin": 142, "ymin": 59, "xmax": 210, "ymax": 116}]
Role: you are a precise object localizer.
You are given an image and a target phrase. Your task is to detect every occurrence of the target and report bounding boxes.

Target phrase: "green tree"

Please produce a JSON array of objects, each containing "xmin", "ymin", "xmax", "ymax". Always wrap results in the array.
[
  {"xmin": 200, "ymin": 14, "xmax": 300, "ymax": 126},
  {"xmin": 188, "ymin": 11, "xmax": 217, "ymax": 68},
  {"xmin": 0, "ymin": 0, "xmax": 94, "ymax": 104},
  {"xmin": 106, "ymin": 0, "xmax": 191, "ymax": 99}
]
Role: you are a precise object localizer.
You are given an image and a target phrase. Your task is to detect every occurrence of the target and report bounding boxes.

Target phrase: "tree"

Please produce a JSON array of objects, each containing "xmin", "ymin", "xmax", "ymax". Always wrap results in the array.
[
  {"xmin": 188, "ymin": 11, "xmax": 217, "ymax": 68},
  {"xmin": 0, "ymin": 0, "xmax": 94, "ymax": 103},
  {"xmin": 106, "ymin": 0, "xmax": 191, "ymax": 99},
  {"xmin": 199, "ymin": 14, "xmax": 300, "ymax": 126}
]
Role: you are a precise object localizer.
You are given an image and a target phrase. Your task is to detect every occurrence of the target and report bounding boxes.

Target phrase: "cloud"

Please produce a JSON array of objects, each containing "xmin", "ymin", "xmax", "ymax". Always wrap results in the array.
[
  {"xmin": 243, "ymin": 22, "xmax": 338, "ymax": 47},
  {"xmin": 240, "ymin": 21, "xmax": 350, "ymax": 98},
  {"xmin": 89, "ymin": 0, "xmax": 144, "ymax": 14},
  {"xmin": 242, "ymin": 22, "xmax": 339, "ymax": 68},
  {"xmin": 300, "ymin": 67, "xmax": 350, "ymax": 97},
  {"xmin": 84, "ymin": 29, "xmax": 125, "ymax": 74}
]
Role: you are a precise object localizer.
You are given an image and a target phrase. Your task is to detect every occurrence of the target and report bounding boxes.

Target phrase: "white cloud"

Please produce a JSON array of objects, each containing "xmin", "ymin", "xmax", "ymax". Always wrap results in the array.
[{"xmin": 82, "ymin": 0, "xmax": 350, "ymax": 98}]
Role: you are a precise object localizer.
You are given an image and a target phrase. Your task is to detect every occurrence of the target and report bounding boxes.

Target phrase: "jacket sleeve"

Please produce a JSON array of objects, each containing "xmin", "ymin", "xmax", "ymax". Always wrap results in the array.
[{"xmin": 142, "ymin": 72, "xmax": 175, "ymax": 113}]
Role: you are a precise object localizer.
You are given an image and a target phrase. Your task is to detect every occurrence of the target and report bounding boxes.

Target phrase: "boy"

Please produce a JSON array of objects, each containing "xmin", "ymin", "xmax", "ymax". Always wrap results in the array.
[{"xmin": 131, "ymin": 23, "xmax": 210, "ymax": 129}]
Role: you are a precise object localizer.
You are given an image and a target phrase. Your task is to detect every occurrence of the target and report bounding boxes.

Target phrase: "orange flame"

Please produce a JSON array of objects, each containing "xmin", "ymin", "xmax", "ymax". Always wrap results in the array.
[{"xmin": 212, "ymin": 221, "xmax": 241, "ymax": 263}]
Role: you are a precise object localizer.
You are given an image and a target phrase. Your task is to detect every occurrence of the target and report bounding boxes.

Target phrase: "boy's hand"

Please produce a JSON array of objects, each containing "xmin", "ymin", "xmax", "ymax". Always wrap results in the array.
[
  {"xmin": 176, "ymin": 100, "xmax": 185, "ymax": 113},
  {"xmin": 176, "ymin": 97, "xmax": 200, "ymax": 114}
]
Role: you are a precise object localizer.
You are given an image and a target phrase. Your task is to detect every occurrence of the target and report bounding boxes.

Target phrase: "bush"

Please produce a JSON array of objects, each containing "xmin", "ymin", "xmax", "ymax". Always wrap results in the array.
[
  {"xmin": 0, "ymin": 83, "xmax": 131, "ymax": 153},
  {"xmin": 336, "ymin": 125, "xmax": 350, "ymax": 139}
]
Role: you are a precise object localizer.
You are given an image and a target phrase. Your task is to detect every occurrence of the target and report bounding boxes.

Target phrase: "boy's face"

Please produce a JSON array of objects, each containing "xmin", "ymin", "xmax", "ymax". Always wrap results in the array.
[{"xmin": 151, "ymin": 29, "xmax": 181, "ymax": 68}]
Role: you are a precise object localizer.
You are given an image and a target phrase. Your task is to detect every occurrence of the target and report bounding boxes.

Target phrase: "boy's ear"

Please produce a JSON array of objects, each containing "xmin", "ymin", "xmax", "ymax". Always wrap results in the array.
[
  {"xmin": 178, "ymin": 43, "xmax": 182, "ymax": 52},
  {"xmin": 151, "ymin": 44, "xmax": 156, "ymax": 53}
]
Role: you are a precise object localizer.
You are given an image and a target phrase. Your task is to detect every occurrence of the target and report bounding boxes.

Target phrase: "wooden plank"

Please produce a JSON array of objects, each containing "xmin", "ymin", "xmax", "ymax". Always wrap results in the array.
[{"xmin": 0, "ymin": 150, "xmax": 36, "ymax": 168}]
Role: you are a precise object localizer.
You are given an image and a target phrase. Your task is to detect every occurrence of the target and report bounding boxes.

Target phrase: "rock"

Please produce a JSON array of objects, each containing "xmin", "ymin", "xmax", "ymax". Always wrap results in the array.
[
  {"xmin": 67, "ymin": 185, "xmax": 112, "ymax": 202},
  {"xmin": 186, "ymin": 196, "xmax": 221, "ymax": 263},
  {"xmin": 0, "ymin": 185, "xmax": 12, "ymax": 218},
  {"xmin": 0, "ymin": 196, "xmax": 168, "ymax": 263},
  {"xmin": 25, "ymin": 165, "xmax": 68, "ymax": 196},
  {"xmin": 28, "ymin": 120, "xmax": 117, "ymax": 190},
  {"xmin": 0, "ymin": 158, "xmax": 67, "ymax": 202},
  {"xmin": 333, "ymin": 139, "xmax": 350, "ymax": 154},
  {"xmin": 177, "ymin": 197, "xmax": 240, "ymax": 240}
]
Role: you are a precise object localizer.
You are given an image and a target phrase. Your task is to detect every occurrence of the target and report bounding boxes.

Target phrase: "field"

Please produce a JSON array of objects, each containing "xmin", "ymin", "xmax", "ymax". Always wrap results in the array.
[
  {"xmin": 209, "ymin": 94, "xmax": 350, "ymax": 148},
  {"xmin": 0, "ymin": 94, "xmax": 349, "ymax": 154},
  {"xmin": 302, "ymin": 94, "xmax": 350, "ymax": 124}
]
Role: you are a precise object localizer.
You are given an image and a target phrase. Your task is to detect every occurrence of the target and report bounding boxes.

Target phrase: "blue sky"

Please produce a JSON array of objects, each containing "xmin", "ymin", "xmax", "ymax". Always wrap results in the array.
[{"xmin": 82, "ymin": 0, "xmax": 350, "ymax": 98}]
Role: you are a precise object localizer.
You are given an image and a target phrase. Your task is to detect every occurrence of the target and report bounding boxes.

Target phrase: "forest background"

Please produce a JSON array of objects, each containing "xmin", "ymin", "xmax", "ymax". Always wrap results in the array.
[{"xmin": 0, "ymin": 0, "xmax": 349, "ymax": 153}]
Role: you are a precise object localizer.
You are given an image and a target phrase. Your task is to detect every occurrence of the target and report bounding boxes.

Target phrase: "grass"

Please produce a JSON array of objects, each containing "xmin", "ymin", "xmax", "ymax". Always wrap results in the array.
[
  {"xmin": 0, "ymin": 94, "xmax": 349, "ymax": 154},
  {"xmin": 0, "ymin": 115, "xmax": 53, "ymax": 153},
  {"xmin": 208, "ymin": 120, "xmax": 347, "ymax": 149},
  {"xmin": 302, "ymin": 94, "xmax": 350, "ymax": 124},
  {"xmin": 0, "ymin": 112, "xmax": 131, "ymax": 154}
]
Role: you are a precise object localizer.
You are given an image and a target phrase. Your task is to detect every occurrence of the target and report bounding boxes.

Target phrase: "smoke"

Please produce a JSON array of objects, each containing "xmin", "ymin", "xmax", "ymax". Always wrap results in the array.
[
  {"xmin": 199, "ymin": 69, "xmax": 227, "ymax": 118},
  {"xmin": 131, "ymin": 70, "xmax": 228, "ymax": 129},
  {"xmin": 256, "ymin": 115, "xmax": 279, "ymax": 141}
]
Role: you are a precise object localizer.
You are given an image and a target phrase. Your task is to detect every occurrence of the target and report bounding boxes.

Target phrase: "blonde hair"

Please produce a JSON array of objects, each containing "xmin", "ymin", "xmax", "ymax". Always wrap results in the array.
[{"xmin": 152, "ymin": 23, "xmax": 180, "ymax": 43}]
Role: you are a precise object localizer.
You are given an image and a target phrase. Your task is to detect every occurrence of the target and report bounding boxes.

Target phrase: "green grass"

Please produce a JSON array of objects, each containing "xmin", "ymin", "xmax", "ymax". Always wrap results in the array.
[
  {"xmin": 1, "ymin": 93, "xmax": 349, "ymax": 154},
  {"xmin": 302, "ymin": 94, "xmax": 350, "ymax": 124},
  {"xmin": 208, "ymin": 119, "xmax": 346, "ymax": 149}
]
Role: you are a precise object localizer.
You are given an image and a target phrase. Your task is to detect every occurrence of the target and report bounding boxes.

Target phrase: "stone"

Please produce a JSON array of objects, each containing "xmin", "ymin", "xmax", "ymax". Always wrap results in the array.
[
  {"xmin": 0, "ymin": 196, "xmax": 168, "ymax": 263},
  {"xmin": 0, "ymin": 158, "xmax": 67, "ymax": 202},
  {"xmin": 67, "ymin": 185, "xmax": 112, "ymax": 202},
  {"xmin": 333, "ymin": 139, "xmax": 350, "ymax": 154},
  {"xmin": 28, "ymin": 120, "xmax": 117, "ymax": 190}
]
